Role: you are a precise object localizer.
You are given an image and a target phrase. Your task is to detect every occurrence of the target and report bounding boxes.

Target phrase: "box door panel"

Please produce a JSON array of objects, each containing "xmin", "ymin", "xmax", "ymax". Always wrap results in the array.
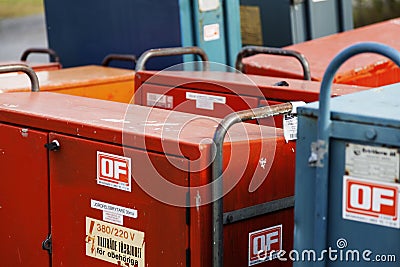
[
  {"xmin": 49, "ymin": 133, "xmax": 189, "ymax": 267},
  {"xmin": 0, "ymin": 124, "xmax": 49, "ymax": 266}
]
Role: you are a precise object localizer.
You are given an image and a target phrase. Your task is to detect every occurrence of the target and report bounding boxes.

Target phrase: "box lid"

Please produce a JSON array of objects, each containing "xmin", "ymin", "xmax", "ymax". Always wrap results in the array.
[
  {"xmin": 0, "ymin": 65, "xmax": 134, "ymax": 93},
  {"xmin": 0, "ymin": 92, "xmax": 281, "ymax": 160},
  {"xmin": 243, "ymin": 18, "xmax": 400, "ymax": 82},
  {"xmin": 299, "ymin": 83, "xmax": 400, "ymax": 128}
]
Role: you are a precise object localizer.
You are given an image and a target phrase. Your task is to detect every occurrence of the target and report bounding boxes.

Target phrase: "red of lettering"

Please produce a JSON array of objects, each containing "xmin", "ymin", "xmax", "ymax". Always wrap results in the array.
[
  {"xmin": 249, "ymin": 225, "xmax": 282, "ymax": 264},
  {"xmin": 97, "ymin": 152, "xmax": 131, "ymax": 186},
  {"xmin": 346, "ymin": 179, "xmax": 398, "ymax": 219}
]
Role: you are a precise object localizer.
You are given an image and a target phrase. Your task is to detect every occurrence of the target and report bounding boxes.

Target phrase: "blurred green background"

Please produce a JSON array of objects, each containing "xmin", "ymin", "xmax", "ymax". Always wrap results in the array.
[
  {"xmin": 354, "ymin": 0, "xmax": 400, "ymax": 27},
  {"xmin": 0, "ymin": 0, "xmax": 399, "ymax": 27},
  {"xmin": 0, "ymin": 0, "xmax": 44, "ymax": 19}
]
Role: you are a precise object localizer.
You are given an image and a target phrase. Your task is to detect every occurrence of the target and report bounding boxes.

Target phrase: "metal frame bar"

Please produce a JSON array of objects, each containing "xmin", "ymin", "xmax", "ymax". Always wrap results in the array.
[
  {"xmin": 0, "ymin": 64, "xmax": 40, "ymax": 92},
  {"xmin": 223, "ymin": 196, "xmax": 294, "ymax": 225},
  {"xmin": 101, "ymin": 54, "xmax": 137, "ymax": 68},
  {"xmin": 20, "ymin": 48, "xmax": 60, "ymax": 63},
  {"xmin": 212, "ymin": 102, "xmax": 294, "ymax": 267},
  {"xmin": 235, "ymin": 45, "xmax": 311, "ymax": 80},
  {"xmin": 135, "ymin": 46, "xmax": 209, "ymax": 71}
]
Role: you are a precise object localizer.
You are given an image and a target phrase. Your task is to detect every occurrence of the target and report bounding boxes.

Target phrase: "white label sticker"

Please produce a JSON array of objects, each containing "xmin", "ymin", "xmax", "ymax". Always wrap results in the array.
[
  {"xmin": 199, "ymin": 0, "xmax": 220, "ymax": 12},
  {"xmin": 283, "ymin": 114, "xmax": 298, "ymax": 142},
  {"xmin": 91, "ymin": 200, "xmax": 138, "ymax": 225},
  {"xmin": 85, "ymin": 217, "xmax": 145, "ymax": 266},
  {"xmin": 342, "ymin": 176, "xmax": 399, "ymax": 229},
  {"xmin": 97, "ymin": 152, "xmax": 132, "ymax": 192},
  {"xmin": 186, "ymin": 92, "xmax": 226, "ymax": 110},
  {"xmin": 103, "ymin": 211, "xmax": 123, "ymax": 225},
  {"xmin": 345, "ymin": 144, "xmax": 399, "ymax": 183},
  {"xmin": 146, "ymin": 93, "xmax": 173, "ymax": 109},
  {"xmin": 204, "ymin": 23, "xmax": 220, "ymax": 41},
  {"xmin": 248, "ymin": 225, "xmax": 282, "ymax": 266}
]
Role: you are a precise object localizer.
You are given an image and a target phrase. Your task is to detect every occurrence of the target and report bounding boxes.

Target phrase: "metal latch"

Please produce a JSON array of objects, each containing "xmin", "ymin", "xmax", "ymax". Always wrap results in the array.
[
  {"xmin": 42, "ymin": 234, "xmax": 52, "ymax": 254},
  {"xmin": 45, "ymin": 140, "xmax": 60, "ymax": 151},
  {"xmin": 309, "ymin": 140, "xmax": 327, "ymax": 167}
]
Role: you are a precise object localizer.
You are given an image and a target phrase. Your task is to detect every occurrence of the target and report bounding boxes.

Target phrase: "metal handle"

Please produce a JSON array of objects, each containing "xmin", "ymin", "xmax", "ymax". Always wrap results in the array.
[
  {"xmin": 135, "ymin": 46, "xmax": 209, "ymax": 71},
  {"xmin": 20, "ymin": 48, "xmax": 60, "ymax": 63},
  {"xmin": 101, "ymin": 54, "xmax": 137, "ymax": 69},
  {"xmin": 0, "ymin": 64, "xmax": 40, "ymax": 92},
  {"xmin": 212, "ymin": 102, "xmax": 294, "ymax": 267},
  {"xmin": 235, "ymin": 46, "xmax": 311, "ymax": 80},
  {"xmin": 312, "ymin": 42, "xmax": 400, "ymax": 266}
]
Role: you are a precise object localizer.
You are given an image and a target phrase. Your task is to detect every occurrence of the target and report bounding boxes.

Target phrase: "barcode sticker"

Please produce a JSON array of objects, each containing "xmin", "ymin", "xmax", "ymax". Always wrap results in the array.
[
  {"xmin": 147, "ymin": 93, "xmax": 173, "ymax": 109},
  {"xmin": 283, "ymin": 114, "xmax": 298, "ymax": 142}
]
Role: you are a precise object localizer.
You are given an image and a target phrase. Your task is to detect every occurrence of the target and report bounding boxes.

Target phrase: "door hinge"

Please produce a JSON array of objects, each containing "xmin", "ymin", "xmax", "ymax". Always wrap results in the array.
[
  {"xmin": 186, "ymin": 248, "xmax": 191, "ymax": 267},
  {"xmin": 186, "ymin": 191, "xmax": 190, "ymax": 226},
  {"xmin": 42, "ymin": 234, "xmax": 52, "ymax": 254}
]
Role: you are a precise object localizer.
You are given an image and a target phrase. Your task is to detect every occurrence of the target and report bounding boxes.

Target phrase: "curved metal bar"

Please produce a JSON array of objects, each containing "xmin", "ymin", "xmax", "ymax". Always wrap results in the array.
[
  {"xmin": 313, "ymin": 42, "xmax": 400, "ymax": 266},
  {"xmin": 20, "ymin": 48, "xmax": 61, "ymax": 63},
  {"xmin": 135, "ymin": 46, "xmax": 209, "ymax": 71},
  {"xmin": 0, "ymin": 64, "xmax": 40, "ymax": 92},
  {"xmin": 235, "ymin": 45, "xmax": 311, "ymax": 80},
  {"xmin": 212, "ymin": 102, "xmax": 294, "ymax": 267},
  {"xmin": 101, "ymin": 54, "xmax": 137, "ymax": 69}
]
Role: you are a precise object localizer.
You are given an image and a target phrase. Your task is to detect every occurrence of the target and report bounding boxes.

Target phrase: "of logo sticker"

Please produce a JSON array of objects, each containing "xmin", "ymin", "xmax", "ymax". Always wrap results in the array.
[
  {"xmin": 249, "ymin": 225, "xmax": 282, "ymax": 266},
  {"xmin": 97, "ymin": 152, "xmax": 132, "ymax": 192},
  {"xmin": 343, "ymin": 176, "xmax": 399, "ymax": 229}
]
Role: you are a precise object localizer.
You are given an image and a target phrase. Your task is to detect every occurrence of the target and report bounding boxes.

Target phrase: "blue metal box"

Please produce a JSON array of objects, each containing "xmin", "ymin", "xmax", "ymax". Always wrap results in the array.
[
  {"xmin": 44, "ymin": 0, "xmax": 241, "ymax": 68},
  {"xmin": 294, "ymin": 43, "xmax": 400, "ymax": 267}
]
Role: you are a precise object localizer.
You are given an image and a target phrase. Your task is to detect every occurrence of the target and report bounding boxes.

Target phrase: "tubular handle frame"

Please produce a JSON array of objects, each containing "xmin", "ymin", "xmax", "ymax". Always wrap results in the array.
[
  {"xmin": 20, "ymin": 48, "xmax": 60, "ymax": 63},
  {"xmin": 0, "ymin": 64, "xmax": 40, "ymax": 92},
  {"xmin": 312, "ymin": 41, "xmax": 400, "ymax": 267},
  {"xmin": 212, "ymin": 102, "xmax": 294, "ymax": 267},
  {"xmin": 235, "ymin": 46, "xmax": 311, "ymax": 80},
  {"xmin": 101, "ymin": 54, "xmax": 137, "ymax": 69},
  {"xmin": 135, "ymin": 46, "xmax": 209, "ymax": 71}
]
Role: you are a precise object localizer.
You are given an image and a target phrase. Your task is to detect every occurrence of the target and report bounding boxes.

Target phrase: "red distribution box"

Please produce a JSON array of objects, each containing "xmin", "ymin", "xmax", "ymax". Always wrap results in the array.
[
  {"xmin": 241, "ymin": 18, "xmax": 400, "ymax": 87},
  {"xmin": 135, "ymin": 70, "xmax": 369, "ymax": 128},
  {"xmin": 0, "ymin": 92, "xmax": 295, "ymax": 266}
]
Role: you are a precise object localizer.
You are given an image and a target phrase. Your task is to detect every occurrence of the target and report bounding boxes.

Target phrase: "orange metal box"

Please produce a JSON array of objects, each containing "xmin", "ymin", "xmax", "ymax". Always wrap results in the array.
[
  {"xmin": 0, "ymin": 92, "xmax": 295, "ymax": 266},
  {"xmin": 242, "ymin": 18, "xmax": 400, "ymax": 87},
  {"xmin": 0, "ymin": 65, "xmax": 135, "ymax": 103},
  {"xmin": 134, "ymin": 70, "xmax": 369, "ymax": 128}
]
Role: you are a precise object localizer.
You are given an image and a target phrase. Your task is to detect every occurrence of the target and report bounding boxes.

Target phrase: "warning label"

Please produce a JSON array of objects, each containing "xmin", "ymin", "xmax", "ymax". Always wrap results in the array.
[
  {"xmin": 345, "ymin": 143, "xmax": 399, "ymax": 183},
  {"xmin": 85, "ymin": 217, "xmax": 145, "ymax": 266}
]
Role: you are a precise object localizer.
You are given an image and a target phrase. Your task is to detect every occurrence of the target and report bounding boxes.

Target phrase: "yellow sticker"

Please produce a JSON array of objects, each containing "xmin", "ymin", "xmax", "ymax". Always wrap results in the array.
[
  {"xmin": 240, "ymin": 5, "xmax": 263, "ymax": 46},
  {"xmin": 85, "ymin": 217, "xmax": 145, "ymax": 267}
]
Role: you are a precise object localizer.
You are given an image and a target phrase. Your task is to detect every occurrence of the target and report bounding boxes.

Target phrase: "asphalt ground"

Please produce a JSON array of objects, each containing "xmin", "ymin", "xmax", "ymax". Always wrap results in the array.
[{"xmin": 0, "ymin": 13, "xmax": 48, "ymax": 63}]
